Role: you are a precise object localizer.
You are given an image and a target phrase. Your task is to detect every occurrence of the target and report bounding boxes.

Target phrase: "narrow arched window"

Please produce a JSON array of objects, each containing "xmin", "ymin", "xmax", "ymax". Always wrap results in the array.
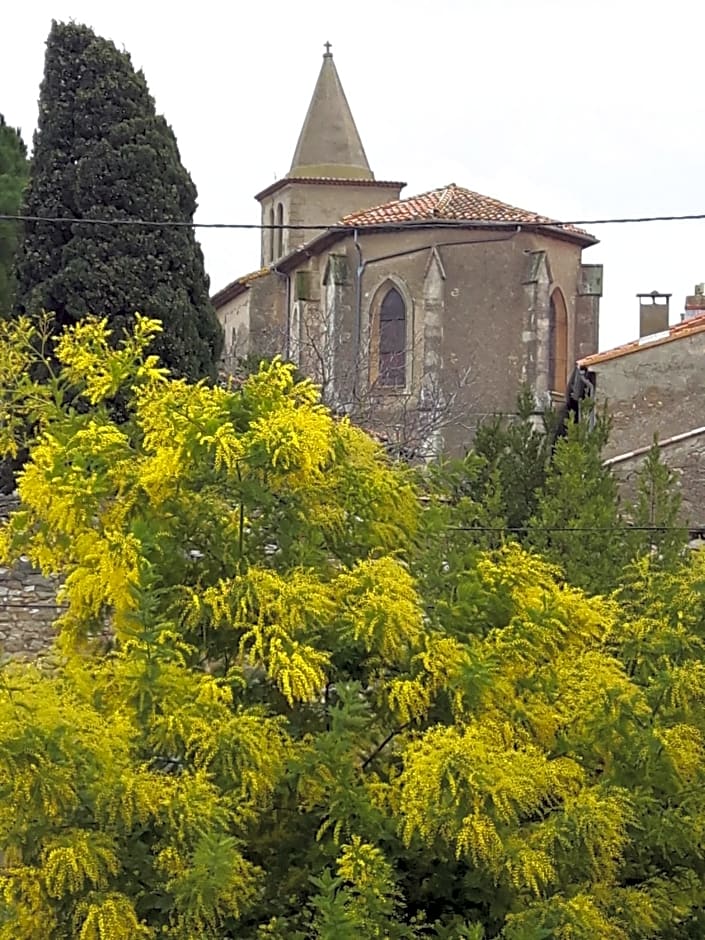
[
  {"xmin": 548, "ymin": 289, "xmax": 568, "ymax": 392},
  {"xmin": 276, "ymin": 203, "xmax": 284, "ymax": 259},
  {"xmin": 378, "ymin": 287, "xmax": 406, "ymax": 387},
  {"xmin": 268, "ymin": 207, "xmax": 275, "ymax": 263}
]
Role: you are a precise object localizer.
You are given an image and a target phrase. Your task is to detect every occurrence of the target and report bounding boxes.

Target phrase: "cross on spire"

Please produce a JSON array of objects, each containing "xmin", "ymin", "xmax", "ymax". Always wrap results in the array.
[{"xmin": 324, "ymin": 41, "xmax": 332, "ymax": 56}]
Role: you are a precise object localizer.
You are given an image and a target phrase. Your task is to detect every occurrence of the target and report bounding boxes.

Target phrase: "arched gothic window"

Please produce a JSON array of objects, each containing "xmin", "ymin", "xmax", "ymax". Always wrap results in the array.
[
  {"xmin": 268, "ymin": 207, "xmax": 275, "ymax": 263},
  {"xmin": 276, "ymin": 203, "xmax": 284, "ymax": 259},
  {"xmin": 378, "ymin": 286, "xmax": 406, "ymax": 388},
  {"xmin": 548, "ymin": 288, "xmax": 568, "ymax": 392}
]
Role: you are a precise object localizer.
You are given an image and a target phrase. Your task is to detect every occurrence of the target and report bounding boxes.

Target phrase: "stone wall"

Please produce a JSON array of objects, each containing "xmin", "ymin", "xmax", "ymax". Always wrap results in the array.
[
  {"xmin": 0, "ymin": 558, "xmax": 61, "ymax": 659},
  {"xmin": 0, "ymin": 495, "xmax": 61, "ymax": 659},
  {"xmin": 607, "ymin": 430, "xmax": 705, "ymax": 530},
  {"xmin": 590, "ymin": 329, "xmax": 705, "ymax": 460}
]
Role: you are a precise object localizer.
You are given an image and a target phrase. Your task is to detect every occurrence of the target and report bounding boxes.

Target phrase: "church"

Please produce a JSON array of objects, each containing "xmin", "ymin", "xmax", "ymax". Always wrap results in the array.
[{"xmin": 212, "ymin": 45, "xmax": 603, "ymax": 456}]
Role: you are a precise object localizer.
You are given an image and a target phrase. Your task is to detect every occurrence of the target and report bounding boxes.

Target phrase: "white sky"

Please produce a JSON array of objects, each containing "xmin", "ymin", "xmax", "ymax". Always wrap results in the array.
[{"xmin": 4, "ymin": 0, "xmax": 704, "ymax": 351}]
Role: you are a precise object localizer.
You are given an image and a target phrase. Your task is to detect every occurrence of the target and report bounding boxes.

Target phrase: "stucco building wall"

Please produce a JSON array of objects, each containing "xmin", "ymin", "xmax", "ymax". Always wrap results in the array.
[{"xmin": 588, "ymin": 331, "xmax": 705, "ymax": 460}]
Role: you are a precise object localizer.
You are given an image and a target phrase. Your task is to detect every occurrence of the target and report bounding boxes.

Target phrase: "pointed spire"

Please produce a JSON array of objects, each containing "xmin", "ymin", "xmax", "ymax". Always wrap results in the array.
[{"xmin": 289, "ymin": 44, "xmax": 374, "ymax": 180}]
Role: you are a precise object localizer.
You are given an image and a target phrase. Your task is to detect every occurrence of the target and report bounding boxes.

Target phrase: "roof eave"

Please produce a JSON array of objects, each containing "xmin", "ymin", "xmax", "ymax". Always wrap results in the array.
[
  {"xmin": 254, "ymin": 177, "xmax": 407, "ymax": 202},
  {"xmin": 214, "ymin": 216, "xmax": 597, "ymax": 301},
  {"xmin": 211, "ymin": 280, "xmax": 250, "ymax": 308},
  {"xmin": 337, "ymin": 218, "xmax": 597, "ymax": 247},
  {"xmin": 276, "ymin": 229, "xmax": 346, "ymax": 272},
  {"xmin": 275, "ymin": 219, "xmax": 597, "ymax": 273},
  {"xmin": 530, "ymin": 224, "xmax": 598, "ymax": 248},
  {"xmin": 579, "ymin": 324, "xmax": 705, "ymax": 368}
]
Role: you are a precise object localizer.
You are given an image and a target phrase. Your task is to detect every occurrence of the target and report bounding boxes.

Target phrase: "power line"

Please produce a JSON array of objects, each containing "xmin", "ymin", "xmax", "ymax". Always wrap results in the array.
[
  {"xmin": 1, "ymin": 211, "xmax": 705, "ymax": 232},
  {"xmin": 448, "ymin": 525, "xmax": 692, "ymax": 533}
]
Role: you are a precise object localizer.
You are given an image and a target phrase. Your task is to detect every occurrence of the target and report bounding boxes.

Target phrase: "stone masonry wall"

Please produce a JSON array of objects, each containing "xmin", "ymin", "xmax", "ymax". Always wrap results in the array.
[
  {"xmin": 592, "ymin": 330, "xmax": 705, "ymax": 460},
  {"xmin": 0, "ymin": 495, "xmax": 61, "ymax": 659},
  {"xmin": 0, "ymin": 558, "xmax": 61, "ymax": 659},
  {"xmin": 608, "ymin": 432, "xmax": 705, "ymax": 530}
]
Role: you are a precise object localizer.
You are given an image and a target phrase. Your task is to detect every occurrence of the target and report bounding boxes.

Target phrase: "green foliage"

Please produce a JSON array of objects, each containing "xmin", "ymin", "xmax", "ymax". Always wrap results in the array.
[
  {"xmin": 414, "ymin": 388, "xmax": 551, "ymax": 631},
  {"xmin": 0, "ymin": 657, "xmax": 267, "ymax": 937},
  {"xmin": 472, "ymin": 385, "xmax": 550, "ymax": 532},
  {"xmin": 0, "ymin": 317, "xmax": 703, "ymax": 937},
  {"xmin": 0, "ymin": 116, "xmax": 28, "ymax": 314},
  {"xmin": 528, "ymin": 408, "xmax": 630, "ymax": 594},
  {"xmin": 14, "ymin": 21, "xmax": 221, "ymax": 380},
  {"xmin": 308, "ymin": 837, "xmax": 416, "ymax": 939},
  {"xmin": 628, "ymin": 437, "xmax": 687, "ymax": 569}
]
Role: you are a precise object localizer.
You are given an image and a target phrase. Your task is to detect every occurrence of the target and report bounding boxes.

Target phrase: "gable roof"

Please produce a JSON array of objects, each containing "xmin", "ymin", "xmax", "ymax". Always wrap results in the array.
[
  {"xmin": 579, "ymin": 312, "xmax": 705, "ymax": 368},
  {"xmin": 211, "ymin": 268, "xmax": 270, "ymax": 308},
  {"xmin": 340, "ymin": 183, "xmax": 596, "ymax": 245}
]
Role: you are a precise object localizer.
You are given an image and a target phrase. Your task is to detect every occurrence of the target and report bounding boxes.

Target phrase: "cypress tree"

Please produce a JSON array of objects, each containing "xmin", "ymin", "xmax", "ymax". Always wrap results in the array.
[
  {"xmin": 0, "ymin": 117, "xmax": 28, "ymax": 314},
  {"xmin": 15, "ymin": 21, "xmax": 222, "ymax": 380}
]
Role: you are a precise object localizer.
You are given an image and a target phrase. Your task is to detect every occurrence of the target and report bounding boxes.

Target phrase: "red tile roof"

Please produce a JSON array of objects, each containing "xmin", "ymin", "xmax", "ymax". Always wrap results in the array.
[
  {"xmin": 211, "ymin": 267, "xmax": 270, "ymax": 308},
  {"xmin": 580, "ymin": 312, "xmax": 705, "ymax": 368},
  {"xmin": 214, "ymin": 183, "xmax": 596, "ymax": 303},
  {"xmin": 340, "ymin": 183, "xmax": 594, "ymax": 243}
]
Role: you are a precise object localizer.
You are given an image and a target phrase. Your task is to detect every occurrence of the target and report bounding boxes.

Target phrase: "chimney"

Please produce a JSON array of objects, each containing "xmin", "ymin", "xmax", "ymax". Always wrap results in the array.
[
  {"xmin": 637, "ymin": 291, "xmax": 670, "ymax": 338},
  {"xmin": 683, "ymin": 283, "xmax": 705, "ymax": 321}
]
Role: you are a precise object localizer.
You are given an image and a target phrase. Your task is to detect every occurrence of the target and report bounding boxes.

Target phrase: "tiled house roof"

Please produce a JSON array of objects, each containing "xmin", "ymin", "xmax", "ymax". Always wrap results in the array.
[
  {"xmin": 212, "ymin": 183, "xmax": 597, "ymax": 306},
  {"xmin": 211, "ymin": 268, "xmax": 270, "ymax": 308},
  {"xmin": 340, "ymin": 183, "xmax": 595, "ymax": 243},
  {"xmin": 579, "ymin": 312, "xmax": 705, "ymax": 368}
]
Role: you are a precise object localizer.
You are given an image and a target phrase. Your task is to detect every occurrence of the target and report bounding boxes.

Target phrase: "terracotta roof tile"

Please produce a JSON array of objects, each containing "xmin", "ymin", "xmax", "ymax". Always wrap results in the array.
[
  {"xmin": 340, "ymin": 183, "xmax": 594, "ymax": 242},
  {"xmin": 579, "ymin": 312, "xmax": 705, "ymax": 368},
  {"xmin": 211, "ymin": 268, "xmax": 270, "ymax": 308},
  {"xmin": 238, "ymin": 267, "xmax": 270, "ymax": 286}
]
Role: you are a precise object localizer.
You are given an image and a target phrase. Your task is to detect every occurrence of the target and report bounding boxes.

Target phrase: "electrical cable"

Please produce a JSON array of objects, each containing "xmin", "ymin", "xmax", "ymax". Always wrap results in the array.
[{"xmin": 1, "ymin": 211, "xmax": 705, "ymax": 232}]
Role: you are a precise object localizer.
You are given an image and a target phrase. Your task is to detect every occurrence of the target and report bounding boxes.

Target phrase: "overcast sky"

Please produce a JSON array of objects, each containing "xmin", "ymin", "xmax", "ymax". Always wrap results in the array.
[{"xmin": 4, "ymin": 0, "xmax": 704, "ymax": 350}]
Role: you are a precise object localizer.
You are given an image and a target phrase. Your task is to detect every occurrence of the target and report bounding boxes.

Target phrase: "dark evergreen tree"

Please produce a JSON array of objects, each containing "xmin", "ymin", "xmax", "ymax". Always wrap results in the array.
[
  {"xmin": 528, "ymin": 407, "xmax": 630, "ymax": 595},
  {"xmin": 0, "ymin": 116, "xmax": 28, "ymax": 314},
  {"xmin": 629, "ymin": 437, "xmax": 687, "ymax": 568},
  {"xmin": 15, "ymin": 21, "xmax": 222, "ymax": 380},
  {"xmin": 472, "ymin": 385, "xmax": 550, "ymax": 533}
]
